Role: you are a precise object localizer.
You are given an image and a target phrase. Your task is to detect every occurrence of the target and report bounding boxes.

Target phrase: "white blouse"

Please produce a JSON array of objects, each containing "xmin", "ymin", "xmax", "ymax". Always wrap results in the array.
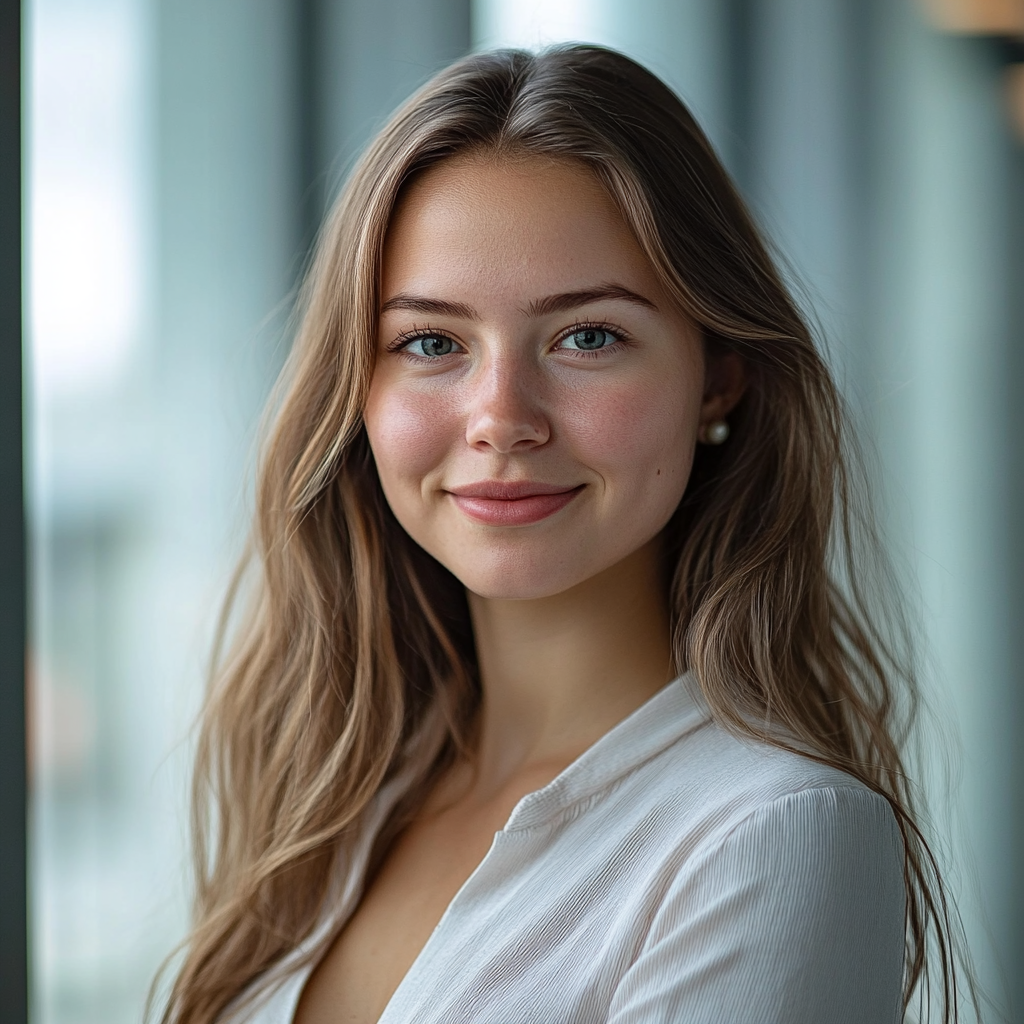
[{"xmin": 224, "ymin": 673, "xmax": 906, "ymax": 1024}]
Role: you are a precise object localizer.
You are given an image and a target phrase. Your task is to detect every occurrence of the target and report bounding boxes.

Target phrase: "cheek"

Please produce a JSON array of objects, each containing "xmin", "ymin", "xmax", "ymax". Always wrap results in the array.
[
  {"xmin": 566, "ymin": 372, "xmax": 700, "ymax": 489},
  {"xmin": 363, "ymin": 379, "xmax": 454, "ymax": 492}
]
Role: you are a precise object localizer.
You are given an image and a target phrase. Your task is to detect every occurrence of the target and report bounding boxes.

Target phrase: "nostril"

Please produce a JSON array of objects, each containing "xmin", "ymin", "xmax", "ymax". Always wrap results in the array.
[
  {"xmin": 464, "ymin": 409, "xmax": 550, "ymax": 453},
  {"xmin": 463, "ymin": 368, "xmax": 551, "ymax": 452}
]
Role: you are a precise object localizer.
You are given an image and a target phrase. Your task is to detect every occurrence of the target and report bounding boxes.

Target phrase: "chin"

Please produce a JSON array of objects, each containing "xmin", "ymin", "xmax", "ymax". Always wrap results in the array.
[
  {"xmin": 444, "ymin": 545, "xmax": 596, "ymax": 602},
  {"xmin": 444, "ymin": 529, "xmax": 655, "ymax": 602},
  {"xmin": 461, "ymin": 576, "xmax": 577, "ymax": 602}
]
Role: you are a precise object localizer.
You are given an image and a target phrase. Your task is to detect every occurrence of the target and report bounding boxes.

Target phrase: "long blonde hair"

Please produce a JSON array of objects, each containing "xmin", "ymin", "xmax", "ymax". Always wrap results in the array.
[{"xmin": 162, "ymin": 44, "xmax": 969, "ymax": 1023}]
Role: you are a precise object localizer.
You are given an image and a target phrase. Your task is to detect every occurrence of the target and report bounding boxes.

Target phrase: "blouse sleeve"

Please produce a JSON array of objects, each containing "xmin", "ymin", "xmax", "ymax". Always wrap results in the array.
[{"xmin": 605, "ymin": 785, "xmax": 906, "ymax": 1024}]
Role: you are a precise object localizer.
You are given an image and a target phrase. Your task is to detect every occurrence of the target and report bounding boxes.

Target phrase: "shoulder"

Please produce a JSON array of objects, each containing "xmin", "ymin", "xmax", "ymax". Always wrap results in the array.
[
  {"xmin": 605, "ymin": 727, "xmax": 906, "ymax": 1023},
  {"xmin": 637, "ymin": 707, "xmax": 904, "ymax": 855},
  {"xmin": 691, "ymin": 781, "xmax": 906, "ymax": 917},
  {"xmin": 602, "ymin": 707, "xmax": 908, "ymax": 925}
]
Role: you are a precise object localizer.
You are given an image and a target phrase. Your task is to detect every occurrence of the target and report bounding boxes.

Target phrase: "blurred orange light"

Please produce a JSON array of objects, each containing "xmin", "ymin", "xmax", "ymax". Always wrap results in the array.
[
  {"xmin": 920, "ymin": 0, "xmax": 1024, "ymax": 32},
  {"xmin": 1007, "ymin": 63, "xmax": 1024, "ymax": 139}
]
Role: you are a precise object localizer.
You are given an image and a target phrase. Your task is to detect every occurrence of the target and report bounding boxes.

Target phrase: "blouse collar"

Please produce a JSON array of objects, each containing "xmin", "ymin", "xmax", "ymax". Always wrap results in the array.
[{"xmin": 500, "ymin": 670, "xmax": 710, "ymax": 833}]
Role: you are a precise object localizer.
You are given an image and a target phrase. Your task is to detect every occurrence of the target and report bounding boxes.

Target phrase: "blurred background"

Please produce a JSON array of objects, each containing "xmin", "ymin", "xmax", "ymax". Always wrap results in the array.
[{"xmin": 24, "ymin": 0, "xmax": 1024, "ymax": 1021}]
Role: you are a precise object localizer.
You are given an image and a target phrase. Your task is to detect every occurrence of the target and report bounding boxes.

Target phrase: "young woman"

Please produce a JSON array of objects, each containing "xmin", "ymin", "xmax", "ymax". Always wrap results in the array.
[{"xmin": 161, "ymin": 45, "xmax": 966, "ymax": 1024}]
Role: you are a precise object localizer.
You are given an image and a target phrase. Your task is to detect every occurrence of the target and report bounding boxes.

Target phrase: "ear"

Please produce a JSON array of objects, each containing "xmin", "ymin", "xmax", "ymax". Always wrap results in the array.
[{"xmin": 699, "ymin": 350, "xmax": 746, "ymax": 426}]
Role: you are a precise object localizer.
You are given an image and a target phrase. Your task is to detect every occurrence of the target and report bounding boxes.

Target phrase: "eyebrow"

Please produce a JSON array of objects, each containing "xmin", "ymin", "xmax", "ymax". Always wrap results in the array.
[
  {"xmin": 526, "ymin": 285, "xmax": 657, "ymax": 317},
  {"xmin": 379, "ymin": 295, "xmax": 478, "ymax": 318},
  {"xmin": 379, "ymin": 284, "xmax": 657, "ymax": 320}
]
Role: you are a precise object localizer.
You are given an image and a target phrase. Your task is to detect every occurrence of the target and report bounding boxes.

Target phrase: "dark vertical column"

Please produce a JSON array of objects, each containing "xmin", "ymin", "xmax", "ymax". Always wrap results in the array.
[
  {"xmin": 307, "ymin": 0, "xmax": 471, "ymax": 219},
  {"xmin": 722, "ymin": 0, "xmax": 756, "ymax": 195},
  {"xmin": 0, "ymin": 0, "xmax": 26, "ymax": 1019},
  {"xmin": 296, "ymin": 0, "xmax": 325, "ymax": 261},
  {"xmin": 1001, "ymin": 108, "xmax": 1024, "ymax": 1024},
  {"xmin": 294, "ymin": 0, "xmax": 472, "ymax": 270},
  {"xmin": 738, "ymin": 0, "xmax": 873, "ymax": 401},
  {"xmin": 840, "ymin": 0, "xmax": 875, "ymax": 413},
  {"xmin": 995, "ymin": 47, "xmax": 1024, "ymax": 1022}
]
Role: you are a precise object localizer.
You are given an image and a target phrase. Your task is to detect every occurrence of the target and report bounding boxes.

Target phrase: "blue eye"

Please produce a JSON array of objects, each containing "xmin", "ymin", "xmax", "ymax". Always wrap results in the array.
[
  {"xmin": 560, "ymin": 328, "xmax": 619, "ymax": 351},
  {"xmin": 407, "ymin": 334, "xmax": 456, "ymax": 357}
]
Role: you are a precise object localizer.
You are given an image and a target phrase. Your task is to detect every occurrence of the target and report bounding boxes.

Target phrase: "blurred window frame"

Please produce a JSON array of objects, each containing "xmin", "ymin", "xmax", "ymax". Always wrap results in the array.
[{"xmin": 1, "ymin": 0, "xmax": 28, "ymax": 1022}]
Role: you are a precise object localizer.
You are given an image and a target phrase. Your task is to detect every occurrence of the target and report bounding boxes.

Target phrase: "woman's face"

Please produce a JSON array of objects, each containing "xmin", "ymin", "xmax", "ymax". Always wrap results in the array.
[{"xmin": 365, "ymin": 153, "xmax": 713, "ymax": 601}]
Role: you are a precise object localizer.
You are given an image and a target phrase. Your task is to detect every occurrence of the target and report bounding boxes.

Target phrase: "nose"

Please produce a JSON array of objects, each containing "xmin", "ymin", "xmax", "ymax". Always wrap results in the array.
[{"xmin": 464, "ymin": 351, "xmax": 550, "ymax": 453}]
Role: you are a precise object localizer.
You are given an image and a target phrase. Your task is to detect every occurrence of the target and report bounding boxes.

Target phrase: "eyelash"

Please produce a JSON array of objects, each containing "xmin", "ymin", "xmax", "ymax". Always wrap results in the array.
[
  {"xmin": 554, "ymin": 321, "xmax": 632, "ymax": 358},
  {"xmin": 387, "ymin": 321, "xmax": 632, "ymax": 359},
  {"xmin": 386, "ymin": 327, "xmax": 448, "ymax": 355}
]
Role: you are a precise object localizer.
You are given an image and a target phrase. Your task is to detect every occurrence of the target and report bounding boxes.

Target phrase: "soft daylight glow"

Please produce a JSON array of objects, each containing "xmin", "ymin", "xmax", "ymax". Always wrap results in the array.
[
  {"xmin": 29, "ymin": 0, "xmax": 145, "ymax": 396},
  {"xmin": 472, "ymin": 0, "xmax": 605, "ymax": 50}
]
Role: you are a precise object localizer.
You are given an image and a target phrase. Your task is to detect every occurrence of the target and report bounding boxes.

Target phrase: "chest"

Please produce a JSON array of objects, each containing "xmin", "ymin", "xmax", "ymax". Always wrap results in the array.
[
  {"xmin": 286, "ymin": 798, "xmax": 684, "ymax": 1024},
  {"xmin": 293, "ymin": 777, "xmax": 548, "ymax": 1024}
]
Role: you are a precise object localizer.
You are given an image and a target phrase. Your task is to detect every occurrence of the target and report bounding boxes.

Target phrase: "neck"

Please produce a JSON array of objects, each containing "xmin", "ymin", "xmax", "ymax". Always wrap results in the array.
[{"xmin": 466, "ymin": 537, "xmax": 673, "ymax": 796}]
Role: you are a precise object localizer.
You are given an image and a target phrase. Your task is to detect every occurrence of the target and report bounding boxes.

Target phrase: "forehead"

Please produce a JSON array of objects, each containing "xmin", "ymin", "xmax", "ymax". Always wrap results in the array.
[{"xmin": 380, "ymin": 153, "xmax": 667, "ymax": 306}]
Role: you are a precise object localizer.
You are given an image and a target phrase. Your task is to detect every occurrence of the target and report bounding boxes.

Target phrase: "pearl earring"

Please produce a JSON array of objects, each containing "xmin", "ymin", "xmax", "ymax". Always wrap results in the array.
[{"xmin": 700, "ymin": 420, "xmax": 730, "ymax": 445}]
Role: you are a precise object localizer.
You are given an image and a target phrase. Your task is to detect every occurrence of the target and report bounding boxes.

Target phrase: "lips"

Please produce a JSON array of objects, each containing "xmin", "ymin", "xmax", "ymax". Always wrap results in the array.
[{"xmin": 447, "ymin": 481, "xmax": 584, "ymax": 526}]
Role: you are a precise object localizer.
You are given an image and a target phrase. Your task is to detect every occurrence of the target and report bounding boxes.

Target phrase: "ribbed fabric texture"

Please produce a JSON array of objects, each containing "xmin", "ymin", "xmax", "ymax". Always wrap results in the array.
[{"xmin": 228, "ymin": 674, "xmax": 906, "ymax": 1024}]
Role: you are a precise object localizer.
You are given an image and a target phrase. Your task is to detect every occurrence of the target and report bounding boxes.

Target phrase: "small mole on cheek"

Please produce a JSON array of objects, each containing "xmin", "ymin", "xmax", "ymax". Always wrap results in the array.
[{"xmin": 656, "ymin": 469, "xmax": 661, "ymax": 476}]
